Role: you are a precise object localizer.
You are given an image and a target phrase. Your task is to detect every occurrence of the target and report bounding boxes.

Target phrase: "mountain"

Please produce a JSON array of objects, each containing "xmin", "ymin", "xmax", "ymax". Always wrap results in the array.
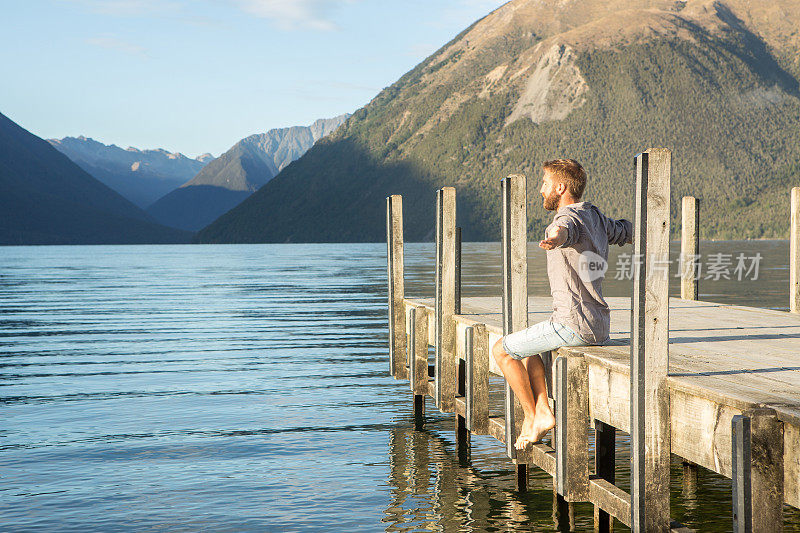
[
  {"xmin": 146, "ymin": 114, "xmax": 349, "ymax": 231},
  {"xmin": 48, "ymin": 136, "xmax": 211, "ymax": 208},
  {"xmin": 0, "ymin": 112, "xmax": 190, "ymax": 245},
  {"xmin": 195, "ymin": 0, "xmax": 800, "ymax": 243}
]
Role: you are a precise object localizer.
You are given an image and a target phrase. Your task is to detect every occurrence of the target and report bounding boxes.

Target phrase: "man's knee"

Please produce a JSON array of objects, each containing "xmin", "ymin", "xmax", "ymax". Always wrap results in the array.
[{"xmin": 492, "ymin": 337, "xmax": 510, "ymax": 364}]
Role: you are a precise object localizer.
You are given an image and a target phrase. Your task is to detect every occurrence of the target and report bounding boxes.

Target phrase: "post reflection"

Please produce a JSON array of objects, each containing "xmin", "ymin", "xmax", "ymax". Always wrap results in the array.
[{"xmin": 383, "ymin": 421, "xmax": 583, "ymax": 532}]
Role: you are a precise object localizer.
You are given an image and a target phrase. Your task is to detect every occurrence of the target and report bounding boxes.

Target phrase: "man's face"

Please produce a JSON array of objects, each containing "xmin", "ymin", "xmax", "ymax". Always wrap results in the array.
[{"xmin": 540, "ymin": 170, "xmax": 561, "ymax": 211}]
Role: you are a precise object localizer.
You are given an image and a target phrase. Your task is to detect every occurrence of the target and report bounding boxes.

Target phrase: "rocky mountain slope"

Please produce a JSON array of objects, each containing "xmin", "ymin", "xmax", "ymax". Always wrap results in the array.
[
  {"xmin": 48, "ymin": 136, "xmax": 211, "ymax": 208},
  {"xmin": 196, "ymin": 0, "xmax": 800, "ymax": 243},
  {"xmin": 0, "ymin": 113, "xmax": 189, "ymax": 245},
  {"xmin": 146, "ymin": 115, "xmax": 349, "ymax": 231}
]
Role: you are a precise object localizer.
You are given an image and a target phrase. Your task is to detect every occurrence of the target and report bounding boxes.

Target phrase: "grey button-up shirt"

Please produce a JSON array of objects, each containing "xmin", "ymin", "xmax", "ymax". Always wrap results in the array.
[{"xmin": 545, "ymin": 201, "xmax": 633, "ymax": 344}]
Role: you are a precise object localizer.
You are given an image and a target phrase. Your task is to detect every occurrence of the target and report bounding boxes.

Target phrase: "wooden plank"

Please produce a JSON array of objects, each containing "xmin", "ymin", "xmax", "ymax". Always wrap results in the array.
[
  {"xmin": 680, "ymin": 196, "xmax": 699, "ymax": 300},
  {"xmin": 501, "ymin": 174, "xmax": 528, "ymax": 464},
  {"xmin": 589, "ymin": 362, "xmax": 631, "ymax": 433},
  {"xmin": 668, "ymin": 387, "xmax": 744, "ymax": 478},
  {"xmin": 489, "ymin": 416, "xmax": 506, "ymax": 443},
  {"xmin": 555, "ymin": 355, "xmax": 590, "ymax": 502},
  {"xmin": 386, "ymin": 195, "xmax": 406, "ymax": 378},
  {"xmin": 435, "ymin": 187, "xmax": 457, "ymax": 412},
  {"xmin": 453, "ymin": 396, "xmax": 466, "ymax": 418},
  {"xmin": 455, "ymin": 321, "xmax": 468, "ymax": 361},
  {"xmin": 792, "ymin": 187, "xmax": 800, "ymax": 314},
  {"xmin": 530, "ymin": 442, "xmax": 557, "ymax": 477},
  {"xmin": 589, "ymin": 478, "xmax": 631, "ymax": 527},
  {"xmin": 630, "ymin": 149, "xmax": 672, "ymax": 532},
  {"xmin": 732, "ymin": 414, "xmax": 752, "ymax": 533},
  {"xmin": 466, "ymin": 323, "xmax": 490, "ymax": 435}
]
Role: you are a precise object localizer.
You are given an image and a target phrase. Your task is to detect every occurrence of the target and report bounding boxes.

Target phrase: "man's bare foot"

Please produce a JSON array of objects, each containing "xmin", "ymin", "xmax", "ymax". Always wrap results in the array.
[
  {"xmin": 531, "ymin": 410, "xmax": 556, "ymax": 443},
  {"xmin": 514, "ymin": 416, "xmax": 536, "ymax": 450},
  {"xmin": 514, "ymin": 411, "xmax": 556, "ymax": 450}
]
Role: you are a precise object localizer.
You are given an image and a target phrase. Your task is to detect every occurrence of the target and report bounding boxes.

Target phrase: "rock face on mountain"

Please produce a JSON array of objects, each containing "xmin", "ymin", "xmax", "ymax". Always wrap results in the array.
[
  {"xmin": 0, "ymin": 113, "xmax": 189, "ymax": 245},
  {"xmin": 146, "ymin": 115, "xmax": 349, "ymax": 231},
  {"xmin": 48, "ymin": 136, "xmax": 210, "ymax": 208},
  {"xmin": 196, "ymin": 0, "xmax": 800, "ymax": 243}
]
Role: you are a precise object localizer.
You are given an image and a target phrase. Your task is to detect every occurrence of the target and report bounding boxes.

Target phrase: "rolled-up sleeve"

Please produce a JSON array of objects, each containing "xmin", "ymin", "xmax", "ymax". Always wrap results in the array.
[
  {"xmin": 605, "ymin": 217, "xmax": 633, "ymax": 246},
  {"xmin": 551, "ymin": 214, "xmax": 581, "ymax": 248}
]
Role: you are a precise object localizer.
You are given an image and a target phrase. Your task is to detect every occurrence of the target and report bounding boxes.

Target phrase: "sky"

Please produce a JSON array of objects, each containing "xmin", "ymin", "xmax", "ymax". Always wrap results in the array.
[{"xmin": 1, "ymin": 0, "xmax": 508, "ymax": 157}]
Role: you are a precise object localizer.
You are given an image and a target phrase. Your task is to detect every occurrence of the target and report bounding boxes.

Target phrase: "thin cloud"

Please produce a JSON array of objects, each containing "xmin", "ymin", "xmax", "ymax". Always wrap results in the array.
[
  {"xmin": 235, "ymin": 0, "xmax": 356, "ymax": 31},
  {"xmin": 63, "ymin": 0, "xmax": 182, "ymax": 17},
  {"xmin": 86, "ymin": 35, "xmax": 148, "ymax": 56}
]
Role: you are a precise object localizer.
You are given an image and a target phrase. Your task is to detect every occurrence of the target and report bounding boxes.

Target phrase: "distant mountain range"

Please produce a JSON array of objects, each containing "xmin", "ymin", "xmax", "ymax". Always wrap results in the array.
[
  {"xmin": 48, "ymin": 136, "xmax": 212, "ymax": 208},
  {"xmin": 0, "ymin": 112, "xmax": 189, "ymax": 245},
  {"xmin": 195, "ymin": 0, "xmax": 800, "ymax": 243},
  {"xmin": 146, "ymin": 114, "xmax": 350, "ymax": 231}
]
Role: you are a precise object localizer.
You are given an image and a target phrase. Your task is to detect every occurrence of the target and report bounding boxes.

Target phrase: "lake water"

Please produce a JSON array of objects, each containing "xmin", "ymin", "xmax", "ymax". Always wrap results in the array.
[{"xmin": 1, "ymin": 242, "xmax": 798, "ymax": 531}]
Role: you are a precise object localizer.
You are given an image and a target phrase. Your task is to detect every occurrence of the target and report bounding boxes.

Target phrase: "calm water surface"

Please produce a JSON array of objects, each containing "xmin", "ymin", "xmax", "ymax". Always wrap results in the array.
[{"xmin": 1, "ymin": 242, "xmax": 798, "ymax": 531}]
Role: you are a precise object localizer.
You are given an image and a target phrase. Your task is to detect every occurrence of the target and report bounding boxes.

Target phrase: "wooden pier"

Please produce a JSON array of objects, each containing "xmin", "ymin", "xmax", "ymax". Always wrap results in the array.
[{"xmin": 386, "ymin": 149, "xmax": 800, "ymax": 532}]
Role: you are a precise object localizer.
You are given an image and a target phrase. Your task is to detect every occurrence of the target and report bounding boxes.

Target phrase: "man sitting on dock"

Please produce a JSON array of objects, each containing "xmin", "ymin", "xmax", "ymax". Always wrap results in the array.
[{"xmin": 492, "ymin": 159, "xmax": 633, "ymax": 449}]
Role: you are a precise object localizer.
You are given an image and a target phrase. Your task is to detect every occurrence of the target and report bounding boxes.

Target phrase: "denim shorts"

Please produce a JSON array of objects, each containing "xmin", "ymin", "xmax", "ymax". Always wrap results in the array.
[{"xmin": 502, "ymin": 320, "xmax": 589, "ymax": 360}]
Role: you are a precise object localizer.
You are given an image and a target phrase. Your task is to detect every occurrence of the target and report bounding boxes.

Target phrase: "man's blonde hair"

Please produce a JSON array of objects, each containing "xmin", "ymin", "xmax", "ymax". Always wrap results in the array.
[{"xmin": 543, "ymin": 159, "xmax": 586, "ymax": 199}]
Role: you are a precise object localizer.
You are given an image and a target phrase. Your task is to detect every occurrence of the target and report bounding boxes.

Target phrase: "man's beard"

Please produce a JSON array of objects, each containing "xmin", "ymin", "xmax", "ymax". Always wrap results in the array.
[{"xmin": 542, "ymin": 191, "xmax": 560, "ymax": 211}]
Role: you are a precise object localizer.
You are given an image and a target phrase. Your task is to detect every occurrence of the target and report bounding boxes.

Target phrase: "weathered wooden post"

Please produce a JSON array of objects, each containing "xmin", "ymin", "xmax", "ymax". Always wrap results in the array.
[
  {"xmin": 455, "ymin": 227, "xmax": 462, "ymax": 314},
  {"xmin": 409, "ymin": 306, "xmax": 428, "ymax": 427},
  {"xmin": 387, "ymin": 195, "xmax": 407, "ymax": 379},
  {"xmin": 732, "ymin": 414, "xmax": 752, "ymax": 533},
  {"xmin": 791, "ymin": 187, "xmax": 800, "ymax": 313},
  {"xmin": 680, "ymin": 196, "xmax": 699, "ymax": 300},
  {"xmin": 594, "ymin": 420, "xmax": 616, "ymax": 533},
  {"xmin": 680, "ymin": 196, "xmax": 700, "ymax": 495},
  {"xmin": 732, "ymin": 410, "xmax": 785, "ymax": 533},
  {"xmin": 630, "ymin": 149, "xmax": 671, "ymax": 531},
  {"xmin": 553, "ymin": 479, "xmax": 573, "ymax": 531},
  {"xmin": 454, "ymin": 227, "xmax": 470, "ymax": 461},
  {"xmin": 465, "ymin": 324, "xmax": 489, "ymax": 435},
  {"xmin": 751, "ymin": 410, "xmax": 784, "ymax": 532},
  {"xmin": 435, "ymin": 187, "xmax": 457, "ymax": 412},
  {"xmin": 554, "ymin": 354, "xmax": 589, "ymax": 502},
  {"xmin": 501, "ymin": 174, "xmax": 529, "ymax": 491}
]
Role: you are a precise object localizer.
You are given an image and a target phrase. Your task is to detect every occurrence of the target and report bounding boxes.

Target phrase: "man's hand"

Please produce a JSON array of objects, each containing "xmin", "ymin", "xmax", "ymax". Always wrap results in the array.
[{"xmin": 539, "ymin": 226, "xmax": 567, "ymax": 250}]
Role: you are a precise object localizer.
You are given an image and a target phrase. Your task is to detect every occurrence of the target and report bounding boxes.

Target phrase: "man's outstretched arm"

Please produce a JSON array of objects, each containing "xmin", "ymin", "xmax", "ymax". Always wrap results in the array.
[
  {"xmin": 539, "ymin": 225, "xmax": 567, "ymax": 250},
  {"xmin": 540, "ymin": 214, "xmax": 579, "ymax": 250},
  {"xmin": 606, "ymin": 217, "xmax": 633, "ymax": 246}
]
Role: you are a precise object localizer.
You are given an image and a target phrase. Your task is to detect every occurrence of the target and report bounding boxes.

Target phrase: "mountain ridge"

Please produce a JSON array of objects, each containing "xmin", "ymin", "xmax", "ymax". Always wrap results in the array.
[
  {"xmin": 0, "ymin": 112, "xmax": 190, "ymax": 245},
  {"xmin": 146, "ymin": 114, "xmax": 350, "ymax": 231},
  {"xmin": 195, "ymin": 0, "xmax": 800, "ymax": 243},
  {"xmin": 48, "ymin": 136, "xmax": 211, "ymax": 208}
]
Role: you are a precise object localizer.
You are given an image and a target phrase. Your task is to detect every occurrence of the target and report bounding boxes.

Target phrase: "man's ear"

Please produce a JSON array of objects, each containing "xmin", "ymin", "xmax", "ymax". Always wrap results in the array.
[{"xmin": 556, "ymin": 182, "xmax": 567, "ymax": 195}]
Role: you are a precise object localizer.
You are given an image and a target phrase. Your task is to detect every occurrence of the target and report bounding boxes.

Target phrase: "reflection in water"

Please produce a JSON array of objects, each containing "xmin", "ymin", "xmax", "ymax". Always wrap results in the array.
[{"xmin": 384, "ymin": 414, "xmax": 594, "ymax": 532}]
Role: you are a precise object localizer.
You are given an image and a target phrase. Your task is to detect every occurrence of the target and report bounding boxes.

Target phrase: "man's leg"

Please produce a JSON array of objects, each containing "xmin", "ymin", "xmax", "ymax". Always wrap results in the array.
[
  {"xmin": 492, "ymin": 340, "xmax": 555, "ymax": 449},
  {"xmin": 523, "ymin": 353, "xmax": 556, "ymax": 443}
]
